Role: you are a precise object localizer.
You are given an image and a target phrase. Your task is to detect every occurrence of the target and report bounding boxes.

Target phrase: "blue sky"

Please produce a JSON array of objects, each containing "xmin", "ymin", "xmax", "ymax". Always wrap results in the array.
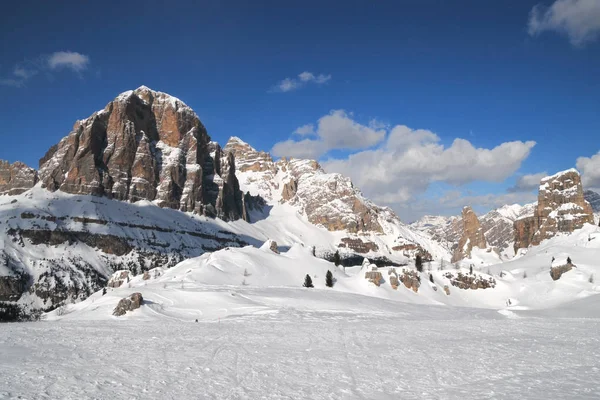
[{"xmin": 1, "ymin": 0, "xmax": 599, "ymax": 221}]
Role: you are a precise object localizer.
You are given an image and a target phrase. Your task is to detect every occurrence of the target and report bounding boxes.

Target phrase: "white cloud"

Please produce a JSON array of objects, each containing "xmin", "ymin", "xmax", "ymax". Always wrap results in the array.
[
  {"xmin": 528, "ymin": 0, "xmax": 600, "ymax": 46},
  {"xmin": 272, "ymin": 71, "xmax": 331, "ymax": 93},
  {"xmin": 294, "ymin": 124, "xmax": 316, "ymax": 136},
  {"xmin": 1, "ymin": 51, "xmax": 91, "ymax": 87},
  {"xmin": 273, "ymin": 111, "xmax": 536, "ymax": 217},
  {"xmin": 271, "ymin": 138, "xmax": 325, "ymax": 160},
  {"xmin": 271, "ymin": 110, "xmax": 386, "ymax": 159},
  {"xmin": 576, "ymin": 151, "xmax": 600, "ymax": 189},
  {"xmin": 47, "ymin": 51, "xmax": 90, "ymax": 72},
  {"xmin": 438, "ymin": 191, "xmax": 539, "ymax": 211},
  {"xmin": 298, "ymin": 71, "xmax": 315, "ymax": 82},
  {"xmin": 322, "ymin": 126, "xmax": 535, "ymax": 210},
  {"xmin": 507, "ymin": 172, "xmax": 547, "ymax": 192}
]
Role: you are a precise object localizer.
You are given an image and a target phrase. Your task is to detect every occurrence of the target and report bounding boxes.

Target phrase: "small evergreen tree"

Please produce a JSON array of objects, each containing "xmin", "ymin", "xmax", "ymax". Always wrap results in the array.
[
  {"xmin": 102, "ymin": 287, "xmax": 107, "ymax": 296},
  {"xmin": 589, "ymin": 274, "xmax": 594, "ymax": 284},
  {"xmin": 469, "ymin": 265, "xmax": 473, "ymax": 275},
  {"xmin": 326, "ymin": 270, "xmax": 334, "ymax": 287},
  {"xmin": 303, "ymin": 274, "xmax": 314, "ymax": 288},
  {"xmin": 567, "ymin": 256, "xmax": 572, "ymax": 264},
  {"xmin": 333, "ymin": 250, "xmax": 341, "ymax": 267},
  {"xmin": 415, "ymin": 255, "xmax": 423, "ymax": 273},
  {"xmin": 429, "ymin": 273, "xmax": 434, "ymax": 284},
  {"xmin": 523, "ymin": 271, "xmax": 527, "ymax": 279}
]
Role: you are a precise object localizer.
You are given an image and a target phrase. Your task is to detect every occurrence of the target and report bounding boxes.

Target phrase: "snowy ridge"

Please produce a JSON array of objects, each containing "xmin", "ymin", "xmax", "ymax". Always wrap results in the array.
[{"xmin": 226, "ymin": 137, "xmax": 451, "ymax": 262}]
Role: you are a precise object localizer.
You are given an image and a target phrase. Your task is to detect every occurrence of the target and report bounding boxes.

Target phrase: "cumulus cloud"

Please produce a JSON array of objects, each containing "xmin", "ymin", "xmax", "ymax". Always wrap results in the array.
[
  {"xmin": 528, "ymin": 0, "xmax": 600, "ymax": 46},
  {"xmin": 438, "ymin": 191, "xmax": 539, "ymax": 211},
  {"xmin": 324, "ymin": 129, "xmax": 534, "ymax": 211},
  {"xmin": 0, "ymin": 51, "xmax": 91, "ymax": 87},
  {"xmin": 294, "ymin": 124, "xmax": 316, "ymax": 136},
  {"xmin": 273, "ymin": 111, "xmax": 536, "ymax": 216},
  {"xmin": 507, "ymin": 172, "xmax": 547, "ymax": 193},
  {"xmin": 47, "ymin": 51, "xmax": 90, "ymax": 72},
  {"xmin": 272, "ymin": 71, "xmax": 331, "ymax": 93},
  {"xmin": 576, "ymin": 151, "xmax": 600, "ymax": 190},
  {"xmin": 271, "ymin": 110, "xmax": 386, "ymax": 159}
]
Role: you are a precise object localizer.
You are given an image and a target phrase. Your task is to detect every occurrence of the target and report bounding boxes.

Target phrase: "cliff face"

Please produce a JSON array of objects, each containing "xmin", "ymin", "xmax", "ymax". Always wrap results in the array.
[
  {"xmin": 514, "ymin": 169, "xmax": 594, "ymax": 252},
  {"xmin": 451, "ymin": 206, "xmax": 487, "ymax": 262},
  {"xmin": 0, "ymin": 161, "xmax": 38, "ymax": 196},
  {"xmin": 38, "ymin": 86, "xmax": 247, "ymax": 221},
  {"xmin": 225, "ymin": 137, "xmax": 384, "ymax": 233}
]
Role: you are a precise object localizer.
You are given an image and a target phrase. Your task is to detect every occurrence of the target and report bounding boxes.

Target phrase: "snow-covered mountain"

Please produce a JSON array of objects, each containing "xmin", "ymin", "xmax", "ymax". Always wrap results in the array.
[
  {"xmin": 411, "ymin": 203, "xmax": 536, "ymax": 258},
  {"xmin": 0, "ymin": 86, "xmax": 449, "ymax": 319}
]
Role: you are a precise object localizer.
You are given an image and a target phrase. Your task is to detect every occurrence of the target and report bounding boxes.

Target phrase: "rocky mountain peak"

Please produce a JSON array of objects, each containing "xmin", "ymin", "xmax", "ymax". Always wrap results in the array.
[
  {"xmin": 37, "ymin": 86, "xmax": 247, "ymax": 221},
  {"xmin": 0, "ymin": 160, "xmax": 38, "ymax": 196},
  {"xmin": 451, "ymin": 206, "xmax": 487, "ymax": 262},
  {"xmin": 514, "ymin": 169, "xmax": 594, "ymax": 252}
]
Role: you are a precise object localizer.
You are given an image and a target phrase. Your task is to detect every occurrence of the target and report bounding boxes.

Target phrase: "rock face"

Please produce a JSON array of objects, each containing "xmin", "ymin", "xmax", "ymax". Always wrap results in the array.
[
  {"xmin": 225, "ymin": 137, "xmax": 383, "ymax": 233},
  {"xmin": 584, "ymin": 190, "xmax": 600, "ymax": 213},
  {"xmin": 226, "ymin": 136, "xmax": 448, "ymax": 262},
  {"xmin": 451, "ymin": 206, "xmax": 487, "ymax": 262},
  {"xmin": 413, "ymin": 203, "xmax": 537, "ymax": 258},
  {"xmin": 38, "ymin": 86, "xmax": 247, "ymax": 222},
  {"xmin": 514, "ymin": 169, "xmax": 594, "ymax": 252},
  {"xmin": 113, "ymin": 292, "xmax": 143, "ymax": 316},
  {"xmin": 443, "ymin": 272, "xmax": 496, "ymax": 290},
  {"xmin": 550, "ymin": 262, "xmax": 574, "ymax": 281},
  {"xmin": 0, "ymin": 160, "xmax": 38, "ymax": 195},
  {"xmin": 107, "ymin": 270, "xmax": 131, "ymax": 288}
]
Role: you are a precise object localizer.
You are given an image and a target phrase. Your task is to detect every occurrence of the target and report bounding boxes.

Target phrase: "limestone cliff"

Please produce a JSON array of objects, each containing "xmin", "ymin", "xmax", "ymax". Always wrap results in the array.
[
  {"xmin": 38, "ymin": 86, "xmax": 247, "ymax": 221},
  {"xmin": 451, "ymin": 206, "xmax": 487, "ymax": 262},
  {"xmin": 0, "ymin": 161, "xmax": 38, "ymax": 196},
  {"xmin": 514, "ymin": 169, "xmax": 594, "ymax": 252}
]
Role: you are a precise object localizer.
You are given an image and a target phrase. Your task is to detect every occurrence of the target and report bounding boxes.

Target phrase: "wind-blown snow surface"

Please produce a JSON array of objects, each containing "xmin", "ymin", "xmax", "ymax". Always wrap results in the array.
[
  {"xmin": 3, "ymin": 224, "xmax": 600, "ymax": 399},
  {"xmin": 2, "ymin": 312, "xmax": 600, "ymax": 399}
]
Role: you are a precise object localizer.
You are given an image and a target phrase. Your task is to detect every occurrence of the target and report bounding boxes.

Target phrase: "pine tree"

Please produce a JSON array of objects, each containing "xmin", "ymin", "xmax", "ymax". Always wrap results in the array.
[
  {"xmin": 102, "ymin": 287, "xmax": 107, "ymax": 296},
  {"xmin": 326, "ymin": 270, "xmax": 334, "ymax": 287},
  {"xmin": 567, "ymin": 256, "xmax": 572, "ymax": 264},
  {"xmin": 589, "ymin": 274, "xmax": 594, "ymax": 284},
  {"xmin": 333, "ymin": 250, "xmax": 341, "ymax": 267},
  {"xmin": 303, "ymin": 274, "xmax": 314, "ymax": 288},
  {"xmin": 415, "ymin": 255, "xmax": 423, "ymax": 273},
  {"xmin": 429, "ymin": 273, "xmax": 434, "ymax": 284},
  {"xmin": 469, "ymin": 265, "xmax": 473, "ymax": 275}
]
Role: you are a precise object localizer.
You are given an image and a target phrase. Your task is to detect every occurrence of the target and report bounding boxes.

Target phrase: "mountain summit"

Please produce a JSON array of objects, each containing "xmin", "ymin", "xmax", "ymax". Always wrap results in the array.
[{"xmin": 38, "ymin": 86, "xmax": 247, "ymax": 221}]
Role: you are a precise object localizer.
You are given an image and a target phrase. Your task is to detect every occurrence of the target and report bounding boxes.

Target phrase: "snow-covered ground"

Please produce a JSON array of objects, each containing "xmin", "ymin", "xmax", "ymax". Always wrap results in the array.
[
  {"xmin": 2, "ymin": 295, "xmax": 600, "ymax": 399},
  {"xmin": 2, "ymin": 190, "xmax": 600, "ymax": 398}
]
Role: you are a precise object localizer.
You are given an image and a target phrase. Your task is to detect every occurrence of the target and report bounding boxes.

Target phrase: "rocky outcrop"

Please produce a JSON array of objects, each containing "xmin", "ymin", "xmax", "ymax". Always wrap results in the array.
[
  {"xmin": 107, "ymin": 270, "xmax": 131, "ymax": 288},
  {"xmin": 584, "ymin": 190, "xmax": 600, "ymax": 213},
  {"xmin": 113, "ymin": 292, "xmax": 143, "ymax": 316},
  {"xmin": 550, "ymin": 262, "xmax": 574, "ymax": 281},
  {"xmin": 451, "ymin": 207, "xmax": 487, "ymax": 262},
  {"xmin": 226, "ymin": 137, "xmax": 384, "ymax": 233},
  {"xmin": 443, "ymin": 272, "xmax": 496, "ymax": 290},
  {"xmin": 398, "ymin": 269, "xmax": 420, "ymax": 292},
  {"xmin": 364, "ymin": 266, "xmax": 383, "ymax": 286},
  {"xmin": 269, "ymin": 240, "xmax": 279, "ymax": 254},
  {"xmin": 0, "ymin": 160, "xmax": 38, "ymax": 196},
  {"xmin": 338, "ymin": 237, "xmax": 379, "ymax": 253},
  {"xmin": 38, "ymin": 86, "xmax": 247, "ymax": 222},
  {"xmin": 514, "ymin": 169, "xmax": 594, "ymax": 252},
  {"xmin": 413, "ymin": 204, "xmax": 537, "ymax": 257}
]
